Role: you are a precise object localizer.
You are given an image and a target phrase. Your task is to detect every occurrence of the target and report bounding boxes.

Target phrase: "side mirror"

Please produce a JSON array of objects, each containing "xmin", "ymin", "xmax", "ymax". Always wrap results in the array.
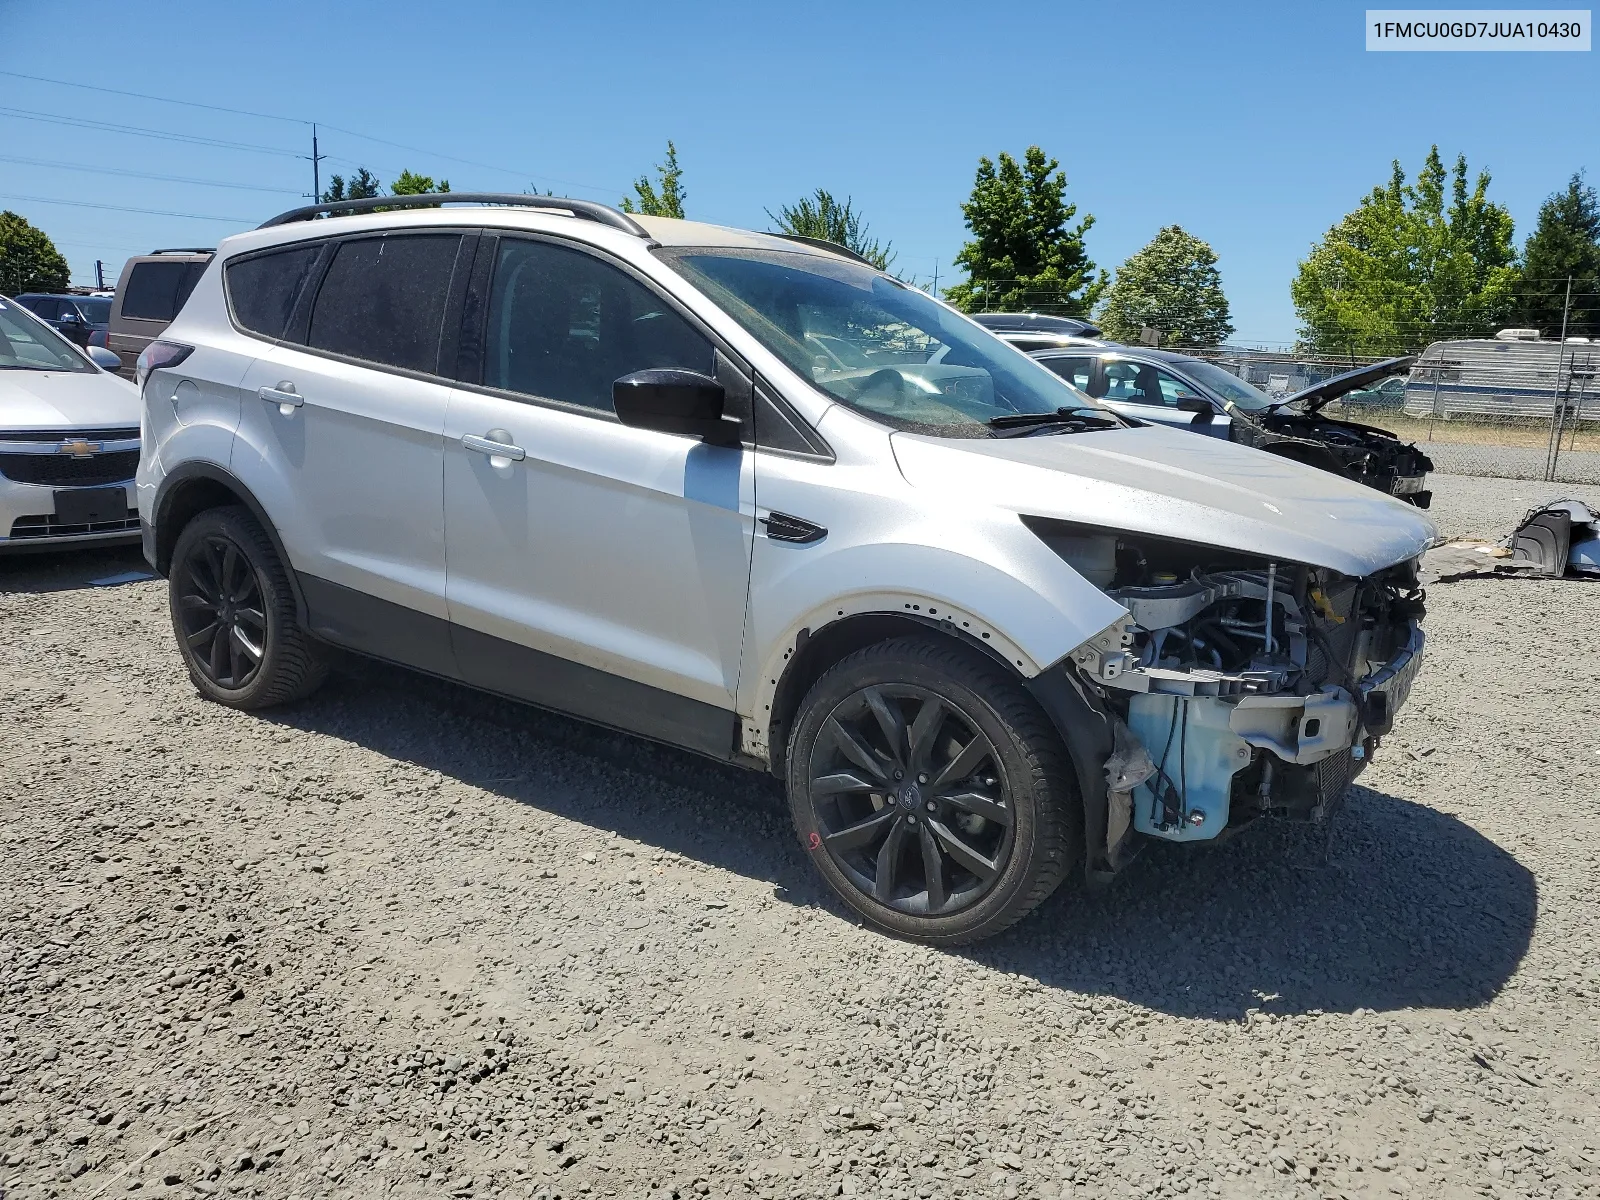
[
  {"xmin": 613, "ymin": 369, "xmax": 741, "ymax": 445},
  {"xmin": 87, "ymin": 346, "xmax": 122, "ymax": 371},
  {"xmin": 1175, "ymin": 396, "xmax": 1211, "ymax": 414}
]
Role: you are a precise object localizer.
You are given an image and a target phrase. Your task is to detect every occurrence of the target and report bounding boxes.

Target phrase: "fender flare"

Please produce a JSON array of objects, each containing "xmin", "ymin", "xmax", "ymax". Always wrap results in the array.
[
  {"xmin": 741, "ymin": 590, "xmax": 1046, "ymax": 764},
  {"xmin": 148, "ymin": 460, "xmax": 309, "ymax": 626}
]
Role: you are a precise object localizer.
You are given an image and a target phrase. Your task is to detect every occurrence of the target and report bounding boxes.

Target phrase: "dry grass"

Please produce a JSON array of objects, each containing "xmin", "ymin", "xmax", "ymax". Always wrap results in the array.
[{"xmin": 1331, "ymin": 406, "xmax": 1600, "ymax": 452}]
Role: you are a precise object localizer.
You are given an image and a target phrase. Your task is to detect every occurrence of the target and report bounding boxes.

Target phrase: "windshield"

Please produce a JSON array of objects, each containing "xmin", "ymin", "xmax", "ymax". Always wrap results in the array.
[
  {"xmin": 656, "ymin": 247, "xmax": 1119, "ymax": 437},
  {"xmin": 0, "ymin": 298, "xmax": 93, "ymax": 372},
  {"xmin": 77, "ymin": 298, "xmax": 112, "ymax": 323},
  {"xmin": 1178, "ymin": 358, "xmax": 1277, "ymax": 412}
]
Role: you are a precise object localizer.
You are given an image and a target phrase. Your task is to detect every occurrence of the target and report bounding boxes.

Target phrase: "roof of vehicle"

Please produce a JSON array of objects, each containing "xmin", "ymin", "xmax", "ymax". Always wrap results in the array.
[
  {"xmin": 1031, "ymin": 345, "xmax": 1192, "ymax": 363},
  {"xmin": 974, "ymin": 312, "xmax": 1102, "ymax": 336},
  {"xmin": 251, "ymin": 193, "xmax": 853, "ymax": 263}
]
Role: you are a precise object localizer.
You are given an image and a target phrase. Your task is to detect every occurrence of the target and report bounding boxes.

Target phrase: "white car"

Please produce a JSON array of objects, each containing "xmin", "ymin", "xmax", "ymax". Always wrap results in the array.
[
  {"xmin": 136, "ymin": 194, "xmax": 1435, "ymax": 944},
  {"xmin": 0, "ymin": 296, "xmax": 141, "ymax": 551}
]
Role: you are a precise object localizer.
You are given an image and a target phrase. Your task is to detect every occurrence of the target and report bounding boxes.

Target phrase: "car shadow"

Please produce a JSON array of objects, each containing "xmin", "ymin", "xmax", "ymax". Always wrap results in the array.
[
  {"xmin": 0, "ymin": 544, "xmax": 150, "ymax": 594},
  {"xmin": 253, "ymin": 657, "xmax": 1533, "ymax": 1022}
]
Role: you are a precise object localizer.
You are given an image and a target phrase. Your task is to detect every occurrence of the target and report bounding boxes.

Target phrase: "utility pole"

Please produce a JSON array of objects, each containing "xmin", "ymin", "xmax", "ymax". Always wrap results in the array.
[
  {"xmin": 304, "ymin": 122, "xmax": 327, "ymax": 201},
  {"xmin": 930, "ymin": 259, "xmax": 939, "ymax": 299},
  {"xmin": 95, "ymin": 260, "xmax": 105, "ymax": 289}
]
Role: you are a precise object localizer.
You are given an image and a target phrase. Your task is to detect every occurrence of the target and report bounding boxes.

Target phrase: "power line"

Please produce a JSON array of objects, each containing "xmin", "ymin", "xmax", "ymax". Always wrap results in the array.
[
  {"xmin": 0, "ymin": 107, "xmax": 300, "ymax": 157},
  {"xmin": 0, "ymin": 72, "xmax": 625, "ymax": 197},
  {"xmin": 0, "ymin": 69, "xmax": 310, "ymax": 125},
  {"xmin": 0, "ymin": 154, "xmax": 300, "ymax": 194},
  {"xmin": 0, "ymin": 193, "xmax": 252, "ymax": 224}
]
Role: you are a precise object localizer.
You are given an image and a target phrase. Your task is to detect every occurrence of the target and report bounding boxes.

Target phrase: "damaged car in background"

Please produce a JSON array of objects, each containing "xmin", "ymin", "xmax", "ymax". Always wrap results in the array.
[{"xmin": 1030, "ymin": 346, "xmax": 1435, "ymax": 507}]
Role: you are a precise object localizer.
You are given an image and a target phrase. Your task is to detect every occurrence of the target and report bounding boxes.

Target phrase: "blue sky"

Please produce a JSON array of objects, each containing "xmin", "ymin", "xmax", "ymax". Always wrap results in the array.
[{"xmin": 2, "ymin": 0, "xmax": 1594, "ymax": 343}]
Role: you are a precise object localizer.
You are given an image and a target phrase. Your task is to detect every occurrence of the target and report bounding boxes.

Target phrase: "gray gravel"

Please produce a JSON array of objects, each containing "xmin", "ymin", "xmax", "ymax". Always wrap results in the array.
[
  {"xmin": 3, "ymin": 475, "xmax": 1599, "ymax": 1200},
  {"xmin": 1425, "ymin": 473, "xmax": 1584, "ymax": 542}
]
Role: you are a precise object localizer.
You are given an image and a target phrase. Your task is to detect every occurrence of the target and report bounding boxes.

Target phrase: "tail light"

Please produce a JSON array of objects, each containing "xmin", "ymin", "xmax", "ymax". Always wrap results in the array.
[
  {"xmin": 135, "ymin": 340, "xmax": 193, "ymax": 390},
  {"xmin": 88, "ymin": 329, "xmax": 108, "ymax": 349}
]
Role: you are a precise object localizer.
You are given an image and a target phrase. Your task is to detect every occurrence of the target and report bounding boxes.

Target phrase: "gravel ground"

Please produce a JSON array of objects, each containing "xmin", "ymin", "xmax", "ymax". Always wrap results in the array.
[{"xmin": 3, "ymin": 475, "xmax": 1599, "ymax": 1200}]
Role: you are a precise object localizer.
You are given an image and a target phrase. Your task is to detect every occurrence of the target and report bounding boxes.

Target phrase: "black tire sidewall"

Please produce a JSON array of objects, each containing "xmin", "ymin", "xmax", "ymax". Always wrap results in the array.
[{"xmin": 786, "ymin": 641, "xmax": 1074, "ymax": 944}]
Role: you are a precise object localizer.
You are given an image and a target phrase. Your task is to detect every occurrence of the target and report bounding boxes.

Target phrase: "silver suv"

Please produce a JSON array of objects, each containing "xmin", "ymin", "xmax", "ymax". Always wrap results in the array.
[{"xmin": 136, "ymin": 195, "xmax": 1435, "ymax": 943}]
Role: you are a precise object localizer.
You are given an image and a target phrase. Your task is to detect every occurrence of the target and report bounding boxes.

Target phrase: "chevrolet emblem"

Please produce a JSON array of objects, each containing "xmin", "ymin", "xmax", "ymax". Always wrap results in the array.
[{"xmin": 58, "ymin": 439, "xmax": 102, "ymax": 458}]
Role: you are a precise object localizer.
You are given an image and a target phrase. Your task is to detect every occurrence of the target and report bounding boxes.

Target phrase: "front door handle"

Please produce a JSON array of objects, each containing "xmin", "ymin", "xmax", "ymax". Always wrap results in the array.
[
  {"xmin": 258, "ymin": 382, "xmax": 303, "ymax": 413},
  {"xmin": 462, "ymin": 431, "xmax": 525, "ymax": 461}
]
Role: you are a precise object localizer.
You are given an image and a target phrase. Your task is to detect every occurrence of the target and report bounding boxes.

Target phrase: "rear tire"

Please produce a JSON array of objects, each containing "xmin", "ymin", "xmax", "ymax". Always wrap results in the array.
[
  {"xmin": 167, "ymin": 505, "xmax": 326, "ymax": 709},
  {"xmin": 785, "ymin": 637, "xmax": 1080, "ymax": 944}
]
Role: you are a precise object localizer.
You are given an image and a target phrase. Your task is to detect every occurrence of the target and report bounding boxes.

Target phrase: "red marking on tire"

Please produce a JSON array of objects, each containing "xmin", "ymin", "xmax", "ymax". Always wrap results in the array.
[{"xmin": 808, "ymin": 831, "xmax": 822, "ymax": 850}]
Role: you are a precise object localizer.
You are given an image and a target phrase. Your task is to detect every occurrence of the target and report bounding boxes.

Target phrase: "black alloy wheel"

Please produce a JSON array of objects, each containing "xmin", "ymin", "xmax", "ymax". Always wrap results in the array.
[
  {"xmin": 808, "ymin": 684, "xmax": 1014, "ymax": 916},
  {"xmin": 174, "ymin": 533, "xmax": 268, "ymax": 690},
  {"xmin": 166, "ymin": 505, "xmax": 327, "ymax": 709}
]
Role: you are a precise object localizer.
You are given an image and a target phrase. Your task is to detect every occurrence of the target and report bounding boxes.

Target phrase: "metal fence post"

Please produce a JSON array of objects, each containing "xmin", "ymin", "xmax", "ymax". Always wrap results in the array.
[{"xmin": 1544, "ymin": 276, "xmax": 1573, "ymax": 482}]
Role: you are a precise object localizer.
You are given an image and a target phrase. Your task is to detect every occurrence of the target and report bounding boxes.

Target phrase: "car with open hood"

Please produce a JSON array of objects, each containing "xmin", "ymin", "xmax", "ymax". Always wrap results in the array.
[
  {"xmin": 137, "ymin": 194, "xmax": 1436, "ymax": 944},
  {"xmin": 1030, "ymin": 346, "xmax": 1434, "ymax": 507}
]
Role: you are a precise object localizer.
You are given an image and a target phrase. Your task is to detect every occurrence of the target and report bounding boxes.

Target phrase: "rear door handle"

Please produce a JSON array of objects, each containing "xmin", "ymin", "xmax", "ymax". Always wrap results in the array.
[
  {"xmin": 258, "ymin": 382, "xmax": 303, "ymax": 410},
  {"xmin": 462, "ymin": 431, "xmax": 525, "ymax": 461}
]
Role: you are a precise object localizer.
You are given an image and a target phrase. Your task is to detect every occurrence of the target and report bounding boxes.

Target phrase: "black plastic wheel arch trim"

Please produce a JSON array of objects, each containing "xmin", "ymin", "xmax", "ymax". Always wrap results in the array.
[{"xmin": 149, "ymin": 461, "xmax": 310, "ymax": 629}]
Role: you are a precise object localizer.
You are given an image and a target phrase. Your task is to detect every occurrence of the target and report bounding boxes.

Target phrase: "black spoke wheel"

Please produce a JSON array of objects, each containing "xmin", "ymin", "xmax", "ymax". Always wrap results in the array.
[
  {"xmin": 167, "ymin": 506, "xmax": 327, "ymax": 709},
  {"xmin": 787, "ymin": 637, "xmax": 1080, "ymax": 945},
  {"xmin": 174, "ymin": 533, "xmax": 268, "ymax": 690},
  {"xmin": 809, "ymin": 685, "xmax": 1013, "ymax": 917}
]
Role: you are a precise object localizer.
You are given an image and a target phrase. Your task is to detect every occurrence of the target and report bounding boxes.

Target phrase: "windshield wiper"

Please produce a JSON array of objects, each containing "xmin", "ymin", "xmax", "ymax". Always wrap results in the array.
[{"xmin": 987, "ymin": 406, "xmax": 1122, "ymax": 437}]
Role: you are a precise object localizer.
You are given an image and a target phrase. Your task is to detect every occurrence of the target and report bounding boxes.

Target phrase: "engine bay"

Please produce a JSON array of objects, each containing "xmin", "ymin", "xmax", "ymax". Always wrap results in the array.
[{"xmin": 1047, "ymin": 526, "xmax": 1428, "ymax": 857}]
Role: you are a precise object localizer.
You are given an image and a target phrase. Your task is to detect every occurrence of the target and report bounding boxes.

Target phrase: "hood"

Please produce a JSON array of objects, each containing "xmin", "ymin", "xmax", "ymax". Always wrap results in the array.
[
  {"xmin": 0, "ymin": 369, "xmax": 141, "ymax": 431},
  {"xmin": 1276, "ymin": 356, "xmax": 1416, "ymax": 413},
  {"xmin": 890, "ymin": 424, "xmax": 1436, "ymax": 578}
]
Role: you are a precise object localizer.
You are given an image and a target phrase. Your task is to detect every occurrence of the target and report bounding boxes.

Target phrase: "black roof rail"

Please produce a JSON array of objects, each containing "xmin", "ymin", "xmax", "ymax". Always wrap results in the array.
[
  {"xmin": 151, "ymin": 247, "xmax": 215, "ymax": 254},
  {"xmin": 773, "ymin": 233, "xmax": 877, "ymax": 268},
  {"xmin": 257, "ymin": 193, "xmax": 652, "ymax": 238}
]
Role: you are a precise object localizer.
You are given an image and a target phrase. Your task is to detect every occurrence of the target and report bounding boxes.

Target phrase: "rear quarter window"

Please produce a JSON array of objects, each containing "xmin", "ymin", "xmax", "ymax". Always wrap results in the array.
[
  {"xmin": 226, "ymin": 246, "xmax": 322, "ymax": 341},
  {"xmin": 120, "ymin": 260, "xmax": 207, "ymax": 322}
]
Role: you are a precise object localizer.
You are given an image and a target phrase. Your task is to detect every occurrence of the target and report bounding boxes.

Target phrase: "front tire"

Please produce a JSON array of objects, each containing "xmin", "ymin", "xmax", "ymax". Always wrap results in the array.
[
  {"xmin": 168, "ymin": 505, "xmax": 326, "ymax": 709},
  {"xmin": 786, "ymin": 637, "xmax": 1080, "ymax": 944}
]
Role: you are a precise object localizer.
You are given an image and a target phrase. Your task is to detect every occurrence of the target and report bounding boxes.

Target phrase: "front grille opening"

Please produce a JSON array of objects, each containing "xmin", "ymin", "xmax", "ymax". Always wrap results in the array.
[
  {"xmin": 0, "ymin": 450, "xmax": 140, "ymax": 487},
  {"xmin": 9, "ymin": 510, "xmax": 140, "ymax": 540}
]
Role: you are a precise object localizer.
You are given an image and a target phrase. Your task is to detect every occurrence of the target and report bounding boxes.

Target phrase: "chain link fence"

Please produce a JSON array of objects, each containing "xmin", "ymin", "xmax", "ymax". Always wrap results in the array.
[{"xmin": 1173, "ymin": 341, "xmax": 1600, "ymax": 486}]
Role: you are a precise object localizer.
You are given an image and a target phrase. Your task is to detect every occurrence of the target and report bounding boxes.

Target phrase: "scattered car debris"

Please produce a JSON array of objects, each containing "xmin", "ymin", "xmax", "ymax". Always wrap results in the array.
[{"xmin": 1508, "ymin": 499, "xmax": 1600, "ymax": 577}]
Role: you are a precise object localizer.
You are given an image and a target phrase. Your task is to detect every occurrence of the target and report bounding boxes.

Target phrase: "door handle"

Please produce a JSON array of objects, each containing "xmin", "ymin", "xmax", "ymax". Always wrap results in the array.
[
  {"xmin": 462, "ymin": 431, "xmax": 525, "ymax": 461},
  {"xmin": 258, "ymin": 382, "xmax": 303, "ymax": 412}
]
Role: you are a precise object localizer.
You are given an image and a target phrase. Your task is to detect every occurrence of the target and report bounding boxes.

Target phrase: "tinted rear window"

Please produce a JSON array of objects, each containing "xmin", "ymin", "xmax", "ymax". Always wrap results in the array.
[
  {"xmin": 226, "ymin": 246, "xmax": 321, "ymax": 341},
  {"xmin": 121, "ymin": 260, "xmax": 207, "ymax": 321},
  {"xmin": 306, "ymin": 235, "xmax": 462, "ymax": 374}
]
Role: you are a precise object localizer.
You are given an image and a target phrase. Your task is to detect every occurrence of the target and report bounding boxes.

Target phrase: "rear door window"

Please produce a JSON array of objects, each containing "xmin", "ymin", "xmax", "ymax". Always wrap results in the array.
[
  {"xmin": 120, "ymin": 261, "xmax": 208, "ymax": 321},
  {"xmin": 226, "ymin": 245, "xmax": 322, "ymax": 341},
  {"xmin": 1040, "ymin": 355, "xmax": 1095, "ymax": 391},
  {"xmin": 306, "ymin": 234, "xmax": 463, "ymax": 375}
]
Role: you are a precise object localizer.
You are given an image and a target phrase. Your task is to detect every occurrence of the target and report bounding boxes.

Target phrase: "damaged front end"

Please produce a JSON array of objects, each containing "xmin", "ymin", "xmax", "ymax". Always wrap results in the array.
[
  {"xmin": 1043, "ymin": 527, "xmax": 1426, "ymax": 873},
  {"xmin": 1229, "ymin": 410, "xmax": 1435, "ymax": 508}
]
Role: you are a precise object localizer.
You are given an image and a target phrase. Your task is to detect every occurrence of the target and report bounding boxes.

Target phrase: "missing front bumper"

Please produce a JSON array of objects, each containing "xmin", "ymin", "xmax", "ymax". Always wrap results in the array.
[{"xmin": 1121, "ymin": 621, "xmax": 1425, "ymax": 843}]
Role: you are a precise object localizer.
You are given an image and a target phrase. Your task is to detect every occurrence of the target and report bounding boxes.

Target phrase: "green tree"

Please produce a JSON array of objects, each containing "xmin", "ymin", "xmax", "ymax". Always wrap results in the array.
[
  {"xmin": 765, "ymin": 189, "xmax": 893, "ymax": 270},
  {"xmin": 621, "ymin": 141, "xmax": 686, "ymax": 219},
  {"xmin": 320, "ymin": 167, "xmax": 383, "ymax": 205},
  {"xmin": 1097, "ymin": 226, "xmax": 1234, "ymax": 347},
  {"xmin": 944, "ymin": 146, "xmax": 1105, "ymax": 316},
  {"xmin": 1517, "ymin": 172, "xmax": 1600, "ymax": 339},
  {"xmin": 1291, "ymin": 147, "xmax": 1518, "ymax": 354},
  {"xmin": 0, "ymin": 211, "xmax": 70, "ymax": 295},
  {"xmin": 390, "ymin": 169, "xmax": 450, "ymax": 196}
]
